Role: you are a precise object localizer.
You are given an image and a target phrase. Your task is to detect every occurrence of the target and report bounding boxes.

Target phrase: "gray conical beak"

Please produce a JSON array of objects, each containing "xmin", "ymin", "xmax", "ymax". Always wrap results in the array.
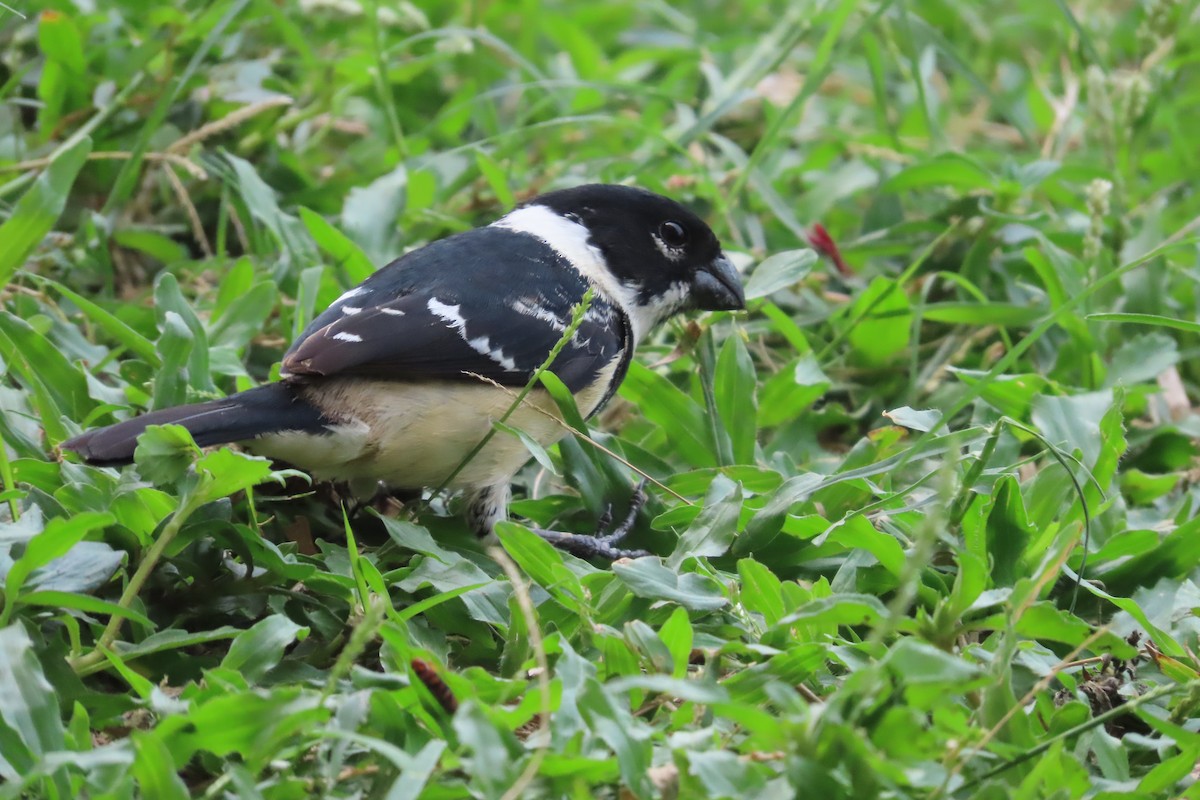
[{"xmin": 691, "ymin": 254, "xmax": 745, "ymax": 311}]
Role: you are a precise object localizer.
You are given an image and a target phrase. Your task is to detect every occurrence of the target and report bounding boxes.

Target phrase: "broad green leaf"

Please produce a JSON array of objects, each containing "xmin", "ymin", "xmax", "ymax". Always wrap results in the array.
[
  {"xmin": 0, "ymin": 312, "xmax": 92, "ymax": 422},
  {"xmin": 623, "ymin": 619, "xmax": 673, "ymax": 674},
  {"xmin": 208, "ymin": 281, "xmax": 279, "ymax": 351},
  {"xmin": 18, "ymin": 590, "xmax": 149, "ymax": 627},
  {"xmin": 657, "ymin": 606, "xmax": 693, "ymax": 677},
  {"xmin": 883, "ymin": 152, "xmax": 995, "ymax": 192},
  {"xmin": 221, "ymin": 615, "xmax": 308, "ymax": 682},
  {"xmin": 668, "ymin": 479, "xmax": 741, "ymax": 568},
  {"xmin": 195, "ymin": 448, "xmax": 278, "ymax": 502},
  {"xmin": 1031, "ymin": 390, "xmax": 1113, "ymax": 468},
  {"xmin": 299, "ymin": 206, "xmax": 376, "ymax": 285},
  {"xmin": 0, "ymin": 624, "xmax": 65, "ymax": 763},
  {"xmin": 154, "ymin": 273, "xmax": 214, "ymax": 396},
  {"xmin": 1, "ymin": 511, "xmax": 112, "ymax": 622},
  {"xmin": 133, "ymin": 424, "xmax": 201, "ymax": 488},
  {"xmin": 735, "ymin": 473, "xmax": 823, "ymax": 554},
  {"xmin": 0, "ymin": 137, "xmax": 91, "ymax": 283},
  {"xmin": 884, "ymin": 406, "xmax": 941, "ymax": 432},
  {"xmin": 824, "ymin": 514, "xmax": 905, "ymax": 577},
  {"xmin": 131, "ymin": 732, "xmax": 190, "ymax": 800},
  {"xmin": 714, "ymin": 335, "xmax": 757, "ymax": 464},
  {"xmin": 620, "ymin": 362, "xmax": 716, "ymax": 468},
  {"xmin": 776, "ymin": 594, "xmax": 887, "ymax": 629},
  {"xmin": 846, "ymin": 277, "xmax": 911, "ymax": 366},
  {"xmin": 737, "ymin": 558, "xmax": 785, "ymax": 626},
  {"xmin": 612, "ymin": 559, "xmax": 727, "ymax": 611},
  {"xmin": 882, "ymin": 638, "xmax": 982, "ymax": 686},
  {"xmin": 984, "ymin": 475, "xmax": 1034, "ymax": 588},
  {"xmin": 743, "ymin": 249, "xmax": 817, "ymax": 299},
  {"xmin": 495, "ymin": 521, "xmax": 587, "ymax": 612}
]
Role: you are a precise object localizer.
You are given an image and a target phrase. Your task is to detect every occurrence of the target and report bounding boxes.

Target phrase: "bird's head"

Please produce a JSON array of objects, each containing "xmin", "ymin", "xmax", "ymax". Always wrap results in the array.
[{"xmin": 497, "ymin": 183, "xmax": 745, "ymax": 340}]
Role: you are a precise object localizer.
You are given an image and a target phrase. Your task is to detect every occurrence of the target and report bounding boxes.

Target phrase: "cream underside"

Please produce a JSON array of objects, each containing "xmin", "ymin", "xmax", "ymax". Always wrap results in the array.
[{"xmin": 248, "ymin": 361, "xmax": 618, "ymax": 492}]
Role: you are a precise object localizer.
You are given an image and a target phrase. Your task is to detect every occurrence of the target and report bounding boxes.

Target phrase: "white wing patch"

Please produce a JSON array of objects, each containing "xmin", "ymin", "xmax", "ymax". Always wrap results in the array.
[
  {"xmin": 428, "ymin": 297, "xmax": 520, "ymax": 372},
  {"xmin": 492, "ymin": 204, "xmax": 651, "ymax": 340},
  {"xmin": 335, "ymin": 286, "xmax": 366, "ymax": 304},
  {"xmin": 379, "ymin": 308, "xmax": 405, "ymax": 316},
  {"xmin": 511, "ymin": 297, "xmax": 567, "ymax": 331},
  {"xmin": 341, "ymin": 305, "xmax": 362, "ymax": 315},
  {"xmin": 333, "ymin": 331, "xmax": 363, "ymax": 342}
]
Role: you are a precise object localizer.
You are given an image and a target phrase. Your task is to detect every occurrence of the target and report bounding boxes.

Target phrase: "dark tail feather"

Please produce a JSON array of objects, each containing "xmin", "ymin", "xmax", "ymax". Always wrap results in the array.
[{"xmin": 62, "ymin": 383, "xmax": 330, "ymax": 467}]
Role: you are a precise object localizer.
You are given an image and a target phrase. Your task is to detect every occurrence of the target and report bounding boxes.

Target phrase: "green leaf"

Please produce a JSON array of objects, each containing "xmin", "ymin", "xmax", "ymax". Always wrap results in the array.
[
  {"xmin": 688, "ymin": 750, "xmax": 766, "ymax": 798},
  {"xmin": 882, "ymin": 638, "xmax": 982, "ymax": 686},
  {"xmin": 668, "ymin": 479, "xmax": 741, "ymax": 568},
  {"xmin": 1105, "ymin": 331, "xmax": 1179, "ymax": 387},
  {"xmin": 0, "ymin": 624, "xmax": 65, "ymax": 764},
  {"xmin": 1, "ymin": 511, "xmax": 113, "ymax": 623},
  {"xmin": 131, "ymin": 732, "xmax": 190, "ymax": 800},
  {"xmin": 714, "ymin": 335, "xmax": 758, "ymax": 464},
  {"xmin": 737, "ymin": 558, "xmax": 785, "ymax": 626},
  {"xmin": 883, "ymin": 152, "xmax": 995, "ymax": 192},
  {"xmin": 208, "ymin": 281, "xmax": 280, "ymax": 351},
  {"xmin": 115, "ymin": 626, "xmax": 243, "ymax": 661},
  {"xmin": 743, "ymin": 249, "xmax": 817, "ymax": 300},
  {"xmin": 883, "ymin": 406, "xmax": 942, "ymax": 432},
  {"xmin": 35, "ymin": 276, "xmax": 161, "ymax": 366},
  {"xmin": 18, "ymin": 590, "xmax": 150, "ymax": 628},
  {"xmin": 777, "ymin": 593, "xmax": 887, "ymax": 628},
  {"xmin": 623, "ymin": 619, "xmax": 674, "ymax": 674},
  {"xmin": 195, "ymin": 448, "xmax": 279, "ymax": 502},
  {"xmin": 495, "ymin": 521, "xmax": 587, "ymax": 612},
  {"xmin": 0, "ymin": 311, "xmax": 92, "ymax": 423},
  {"xmin": 299, "ymin": 206, "xmax": 377, "ymax": 285},
  {"xmin": 735, "ymin": 473, "xmax": 823, "ymax": 554},
  {"xmin": 612, "ymin": 559, "xmax": 727, "ymax": 611},
  {"xmin": 154, "ymin": 273, "xmax": 214, "ymax": 396},
  {"xmin": 620, "ymin": 362, "xmax": 716, "ymax": 468},
  {"xmin": 1031, "ymin": 390, "xmax": 1113, "ymax": 468},
  {"xmin": 984, "ymin": 475, "xmax": 1035, "ymax": 587},
  {"xmin": 824, "ymin": 514, "xmax": 905, "ymax": 577},
  {"xmin": 452, "ymin": 702, "xmax": 522, "ymax": 797},
  {"xmin": 134, "ymin": 424, "xmax": 201, "ymax": 487},
  {"xmin": 21, "ymin": 541, "xmax": 124, "ymax": 595},
  {"xmin": 1088, "ymin": 312, "xmax": 1200, "ymax": 334},
  {"xmin": 657, "ymin": 606, "xmax": 694, "ymax": 677},
  {"xmin": 493, "ymin": 420, "xmax": 559, "ymax": 476},
  {"xmin": 221, "ymin": 614, "xmax": 308, "ymax": 683},
  {"xmin": 846, "ymin": 277, "xmax": 911, "ymax": 366},
  {"xmin": 0, "ymin": 137, "xmax": 91, "ymax": 284}
]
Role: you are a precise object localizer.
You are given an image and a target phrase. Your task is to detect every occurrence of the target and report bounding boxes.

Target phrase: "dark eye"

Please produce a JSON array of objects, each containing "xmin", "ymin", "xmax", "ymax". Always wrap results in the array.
[{"xmin": 659, "ymin": 221, "xmax": 689, "ymax": 248}]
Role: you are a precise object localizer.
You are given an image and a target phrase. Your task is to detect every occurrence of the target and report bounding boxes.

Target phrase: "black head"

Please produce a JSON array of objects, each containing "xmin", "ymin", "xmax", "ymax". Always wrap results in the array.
[{"xmin": 528, "ymin": 184, "xmax": 745, "ymax": 318}]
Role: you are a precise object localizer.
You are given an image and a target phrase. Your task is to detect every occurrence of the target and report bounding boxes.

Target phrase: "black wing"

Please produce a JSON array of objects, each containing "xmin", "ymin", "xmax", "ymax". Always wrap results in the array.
[{"xmin": 282, "ymin": 226, "xmax": 631, "ymax": 394}]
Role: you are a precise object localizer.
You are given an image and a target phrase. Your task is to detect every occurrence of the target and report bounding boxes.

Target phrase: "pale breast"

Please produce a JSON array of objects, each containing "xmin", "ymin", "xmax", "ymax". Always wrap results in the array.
[{"xmin": 251, "ymin": 358, "xmax": 620, "ymax": 492}]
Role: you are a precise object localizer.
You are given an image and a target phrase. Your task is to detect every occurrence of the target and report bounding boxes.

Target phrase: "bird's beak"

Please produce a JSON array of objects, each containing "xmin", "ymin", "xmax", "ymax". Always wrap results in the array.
[{"xmin": 691, "ymin": 253, "xmax": 745, "ymax": 311}]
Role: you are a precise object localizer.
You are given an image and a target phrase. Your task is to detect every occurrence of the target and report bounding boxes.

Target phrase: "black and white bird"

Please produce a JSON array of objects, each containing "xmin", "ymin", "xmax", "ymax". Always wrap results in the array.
[{"xmin": 63, "ymin": 184, "xmax": 745, "ymax": 557}]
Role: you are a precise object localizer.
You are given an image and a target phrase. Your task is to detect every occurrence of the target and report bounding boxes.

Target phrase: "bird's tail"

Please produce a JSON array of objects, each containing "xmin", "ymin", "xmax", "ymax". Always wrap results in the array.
[{"xmin": 62, "ymin": 383, "xmax": 330, "ymax": 466}]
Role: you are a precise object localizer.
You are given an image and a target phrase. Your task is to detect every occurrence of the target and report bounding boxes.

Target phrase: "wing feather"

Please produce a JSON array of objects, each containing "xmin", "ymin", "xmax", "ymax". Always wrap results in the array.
[{"xmin": 281, "ymin": 226, "xmax": 630, "ymax": 395}]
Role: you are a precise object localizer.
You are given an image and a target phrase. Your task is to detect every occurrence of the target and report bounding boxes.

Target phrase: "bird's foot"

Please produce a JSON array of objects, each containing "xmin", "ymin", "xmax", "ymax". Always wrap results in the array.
[{"xmin": 532, "ymin": 480, "xmax": 651, "ymax": 560}]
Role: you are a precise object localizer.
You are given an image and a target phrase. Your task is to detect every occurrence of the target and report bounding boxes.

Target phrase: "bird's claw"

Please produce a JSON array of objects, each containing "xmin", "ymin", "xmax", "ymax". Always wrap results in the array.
[{"xmin": 534, "ymin": 479, "xmax": 651, "ymax": 560}]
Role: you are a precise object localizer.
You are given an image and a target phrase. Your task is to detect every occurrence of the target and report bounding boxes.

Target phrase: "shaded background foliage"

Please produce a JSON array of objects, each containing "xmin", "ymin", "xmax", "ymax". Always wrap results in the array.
[{"xmin": 3, "ymin": 0, "xmax": 1200, "ymax": 797}]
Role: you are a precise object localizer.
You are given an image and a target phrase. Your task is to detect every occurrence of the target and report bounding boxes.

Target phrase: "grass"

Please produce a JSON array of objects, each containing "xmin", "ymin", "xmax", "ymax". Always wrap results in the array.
[{"xmin": 3, "ymin": 0, "xmax": 1200, "ymax": 797}]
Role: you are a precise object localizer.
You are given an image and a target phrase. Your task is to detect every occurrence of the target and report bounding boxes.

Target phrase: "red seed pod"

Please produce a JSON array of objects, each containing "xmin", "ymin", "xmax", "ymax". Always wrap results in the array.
[{"xmin": 807, "ymin": 223, "xmax": 853, "ymax": 277}]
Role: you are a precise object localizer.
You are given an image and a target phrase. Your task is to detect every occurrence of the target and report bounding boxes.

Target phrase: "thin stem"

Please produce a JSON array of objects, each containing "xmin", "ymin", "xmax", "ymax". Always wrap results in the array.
[{"xmin": 70, "ymin": 489, "xmax": 206, "ymax": 675}]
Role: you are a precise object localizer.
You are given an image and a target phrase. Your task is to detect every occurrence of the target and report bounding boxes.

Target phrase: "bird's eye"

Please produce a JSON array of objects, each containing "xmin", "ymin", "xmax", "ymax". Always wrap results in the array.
[{"xmin": 659, "ymin": 221, "xmax": 689, "ymax": 248}]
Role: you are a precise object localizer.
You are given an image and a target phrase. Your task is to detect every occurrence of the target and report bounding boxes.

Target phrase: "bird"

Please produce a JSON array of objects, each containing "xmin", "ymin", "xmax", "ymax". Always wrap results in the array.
[{"xmin": 63, "ymin": 184, "xmax": 745, "ymax": 558}]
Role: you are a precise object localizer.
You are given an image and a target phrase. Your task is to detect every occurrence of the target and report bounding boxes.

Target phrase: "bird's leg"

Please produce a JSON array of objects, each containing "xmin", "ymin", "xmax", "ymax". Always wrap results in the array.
[
  {"xmin": 466, "ymin": 481, "xmax": 651, "ymax": 561},
  {"xmin": 531, "ymin": 480, "xmax": 650, "ymax": 560}
]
